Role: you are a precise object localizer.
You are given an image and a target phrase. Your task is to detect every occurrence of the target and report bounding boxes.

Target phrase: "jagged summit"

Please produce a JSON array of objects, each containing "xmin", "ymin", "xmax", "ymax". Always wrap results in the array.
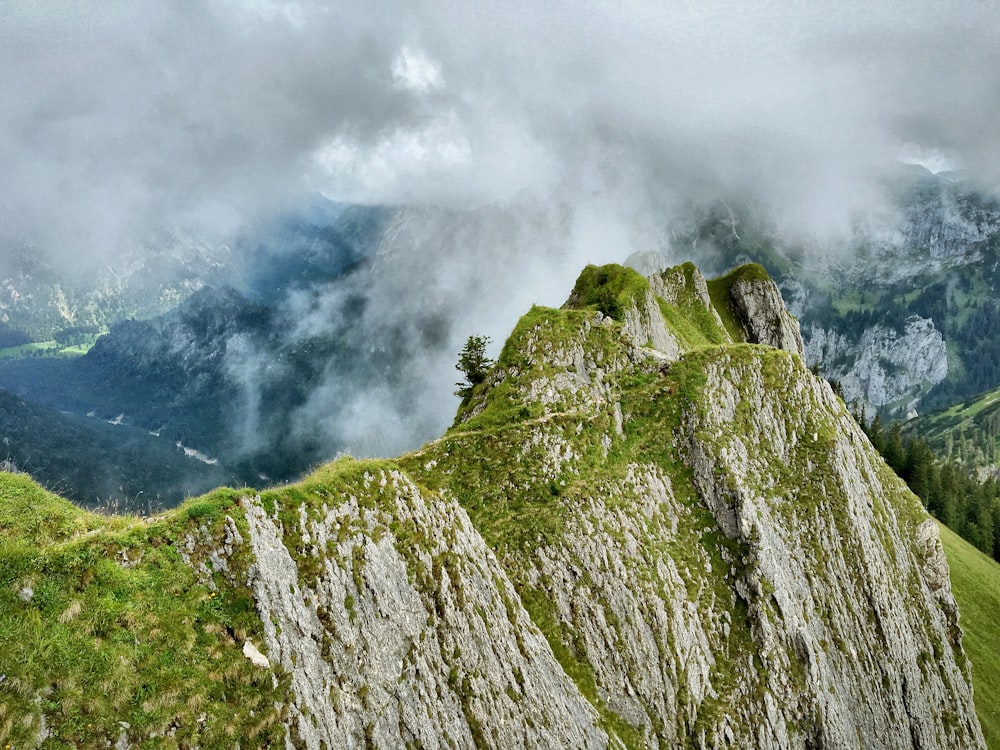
[
  {"xmin": 571, "ymin": 260, "xmax": 803, "ymax": 355},
  {"xmin": 457, "ymin": 261, "xmax": 802, "ymax": 428},
  {"xmin": 0, "ymin": 262, "xmax": 985, "ymax": 748}
]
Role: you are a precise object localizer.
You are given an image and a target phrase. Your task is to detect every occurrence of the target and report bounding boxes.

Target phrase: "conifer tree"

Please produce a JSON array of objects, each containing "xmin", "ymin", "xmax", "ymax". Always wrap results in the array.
[
  {"xmin": 883, "ymin": 422, "xmax": 905, "ymax": 473},
  {"xmin": 455, "ymin": 335, "xmax": 493, "ymax": 398}
]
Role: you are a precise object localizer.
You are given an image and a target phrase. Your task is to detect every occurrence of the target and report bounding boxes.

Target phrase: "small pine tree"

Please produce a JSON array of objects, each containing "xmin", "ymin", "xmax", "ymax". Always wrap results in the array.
[
  {"xmin": 455, "ymin": 335, "xmax": 493, "ymax": 398},
  {"xmin": 867, "ymin": 413, "xmax": 885, "ymax": 453},
  {"xmin": 882, "ymin": 422, "xmax": 906, "ymax": 474}
]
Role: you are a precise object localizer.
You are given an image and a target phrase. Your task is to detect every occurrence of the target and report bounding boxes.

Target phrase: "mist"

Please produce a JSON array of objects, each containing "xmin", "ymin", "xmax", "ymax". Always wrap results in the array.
[{"xmin": 4, "ymin": 1, "xmax": 1000, "ymax": 462}]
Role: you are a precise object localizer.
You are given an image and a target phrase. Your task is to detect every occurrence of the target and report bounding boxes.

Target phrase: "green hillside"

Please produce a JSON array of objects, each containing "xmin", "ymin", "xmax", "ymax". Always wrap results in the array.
[
  {"xmin": 941, "ymin": 522, "xmax": 1000, "ymax": 748},
  {"xmin": 0, "ymin": 473, "xmax": 286, "ymax": 745},
  {"xmin": 909, "ymin": 386, "xmax": 1000, "ymax": 474}
]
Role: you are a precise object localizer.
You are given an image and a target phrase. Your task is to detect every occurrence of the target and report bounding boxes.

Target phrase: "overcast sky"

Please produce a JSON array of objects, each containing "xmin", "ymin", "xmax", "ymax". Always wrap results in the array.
[
  {"xmin": 4, "ymin": 1, "xmax": 1000, "ymax": 460},
  {"xmin": 3, "ymin": 0, "xmax": 1000, "ymax": 268}
]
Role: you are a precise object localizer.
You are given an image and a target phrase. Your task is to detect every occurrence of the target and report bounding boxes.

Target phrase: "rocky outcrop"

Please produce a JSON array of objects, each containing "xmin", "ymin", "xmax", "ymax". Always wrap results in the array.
[
  {"xmin": 684, "ymin": 347, "xmax": 979, "ymax": 747},
  {"xmin": 728, "ymin": 273, "xmax": 805, "ymax": 357},
  {"xmin": 622, "ymin": 288, "xmax": 683, "ymax": 362},
  {"xmin": 805, "ymin": 316, "xmax": 948, "ymax": 415},
  {"xmin": 240, "ymin": 473, "xmax": 606, "ymax": 749},
  {"xmin": 412, "ymin": 262, "xmax": 982, "ymax": 748}
]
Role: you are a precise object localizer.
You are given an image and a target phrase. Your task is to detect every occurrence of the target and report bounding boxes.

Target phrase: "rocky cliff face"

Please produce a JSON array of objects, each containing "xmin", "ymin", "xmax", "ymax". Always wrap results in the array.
[
  {"xmin": 804, "ymin": 316, "xmax": 948, "ymax": 416},
  {"xmin": 862, "ymin": 175, "xmax": 1000, "ymax": 280},
  {"xmin": 0, "ymin": 262, "xmax": 984, "ymax": 748}
]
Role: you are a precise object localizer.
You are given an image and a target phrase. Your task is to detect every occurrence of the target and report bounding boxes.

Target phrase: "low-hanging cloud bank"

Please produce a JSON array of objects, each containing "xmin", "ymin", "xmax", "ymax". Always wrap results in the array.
[
  {"xmin": 5, "ymin": 1, "xmax": 999, "ymax": 259},
  {"xmin": 4, "ymin": 1, "xmax": 1000, "ymax": 461}
]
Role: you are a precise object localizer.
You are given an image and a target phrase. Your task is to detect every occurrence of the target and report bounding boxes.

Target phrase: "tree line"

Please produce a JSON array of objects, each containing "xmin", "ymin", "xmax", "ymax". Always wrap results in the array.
[{"xmin": 860, "ymin": 413, "xmax": 1000, "ymax": 563}]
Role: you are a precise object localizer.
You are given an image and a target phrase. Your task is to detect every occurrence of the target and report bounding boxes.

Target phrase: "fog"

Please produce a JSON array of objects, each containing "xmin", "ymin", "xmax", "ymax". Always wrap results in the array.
[{"xmin": 4, "ymin": 1, "xmax": 999, "ymax": 460}]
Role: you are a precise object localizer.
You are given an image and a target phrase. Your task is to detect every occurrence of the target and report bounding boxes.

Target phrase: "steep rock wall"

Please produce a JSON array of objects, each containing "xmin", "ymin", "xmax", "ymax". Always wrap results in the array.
[
  {"xmin": 685, "ymin": 347, "xmax": 980, "ymax": 748},
  {"xmin": 407, "ymin": 262, "xmax": 982, "ymax": 748},
  {"xmin": 729, "ymin": 277, "xmax": 804, "ymax": 356},
  {"xmin": 805, "ymin": 316, "xmax": 948, "ymax": 415},
  {"xmin": 239, "ymin": 468, "xmax": 607, "ymax": 749}
]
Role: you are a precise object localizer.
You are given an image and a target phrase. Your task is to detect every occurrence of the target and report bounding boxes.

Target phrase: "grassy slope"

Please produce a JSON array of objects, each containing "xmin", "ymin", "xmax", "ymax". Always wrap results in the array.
[
  {"xmin": 940, "ymin": 521, "xmax": 1000, "ymax": 748},
  {"xmin": 908, "ymin": 384, "xmax": 1000, "ymax": 469},
  {"xmin": 0, "ymin": 332, "xmax": 103, "ymax": 359},
  {"xmin": 0, "ymin": 473, "xmax": 285, "ymax": 747}
]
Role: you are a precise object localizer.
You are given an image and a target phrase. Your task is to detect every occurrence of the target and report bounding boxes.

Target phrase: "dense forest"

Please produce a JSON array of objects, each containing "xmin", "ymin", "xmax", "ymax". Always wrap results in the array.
[{"xmin": 861, "ymin": 412, "xmax": 1000, "ymax": 563}]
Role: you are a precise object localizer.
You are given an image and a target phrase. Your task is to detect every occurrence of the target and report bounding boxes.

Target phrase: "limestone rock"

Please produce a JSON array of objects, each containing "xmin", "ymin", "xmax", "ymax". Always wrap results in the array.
[
  {"xmin": 682, "ymin": 348, "xmax": 981, "ymax": 748},
  {"xmin": 805, "ymin": 315, "xmax": 948, "ymax": 414},
  {"xmin": 622, "ymin": 288, "xmax": 683, "ymax": 360},
  {"xmin": 728, "ymin": 274, "xmax": 805, "ymax": 356},
  {"xmin": 242, "ymin": 639, "xmax": 270, "ymax": 669},
  {"xmin": 240, "ymin": 472, "xmax": 607, "ymax": 750}
]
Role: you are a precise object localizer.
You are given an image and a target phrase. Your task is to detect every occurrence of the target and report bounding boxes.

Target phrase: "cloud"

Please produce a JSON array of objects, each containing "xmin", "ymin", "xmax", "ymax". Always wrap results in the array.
[
  {"xmin": 391, "ymin": 47, "xmax": 444, "ymax": 92},
  {"xmin": 5, "ymin": 1, "xmax": 998, "ymax": 256},
  {"xmin": 4, "ymin": 1, "xmax": 1000, "ymax": 462}
]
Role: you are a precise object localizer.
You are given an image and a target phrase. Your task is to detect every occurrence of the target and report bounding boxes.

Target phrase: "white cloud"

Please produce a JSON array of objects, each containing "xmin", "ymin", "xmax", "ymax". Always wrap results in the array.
[
  {"xmin": 391, "ymin": 46, "xmax": 444, "ymax": 92},
  {"xmin": 898, "ymin": 142, "xmax": 960, "ymax": 175},
  {"xmin": 5, "ymin": 0, "xmax": 1000, "ymax": 462},
  {"xmin": 4, "ymin": 1, "xmax": 999, "ymax": 265},
  {"xmin": 311, "ymin": 111, "xmax": 472, "ymax": 202}
]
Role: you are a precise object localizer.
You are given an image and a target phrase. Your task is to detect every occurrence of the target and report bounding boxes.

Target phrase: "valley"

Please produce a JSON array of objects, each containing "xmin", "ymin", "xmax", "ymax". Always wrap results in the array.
[{"xmin": 5, "ymin": 172, "xmax": 1000, "ymax": 513}]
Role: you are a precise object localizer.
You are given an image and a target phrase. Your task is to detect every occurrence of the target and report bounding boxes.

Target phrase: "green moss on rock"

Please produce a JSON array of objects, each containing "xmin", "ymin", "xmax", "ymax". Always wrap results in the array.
[{"xmin": 565, "ymin": 264, "xmax": 650, "ymax": 322}]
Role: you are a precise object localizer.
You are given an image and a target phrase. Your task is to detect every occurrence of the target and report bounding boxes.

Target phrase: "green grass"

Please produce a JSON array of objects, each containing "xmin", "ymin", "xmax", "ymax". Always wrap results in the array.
[
  {"xmin": 907, "ymin": 384, "xmax": 1000, "ymax": 466},
  {"xmin": 0, "ymin": 333, "xmax": 102, "ymax": 359},
  {"xmin": 0, "ymin": 340, "xmax": 61, "ymax": 358},
  {"xmin": 59, "ymin": 342, "xmax": 97, "ymax": 356},
  {"xmin": 928, "ymin": 388, "xmax": 1000, "ymax": 425},
  {"xmin": 0, "ymin": 473, "xmax": 285, "ymax": 747},
  {"xmin": 831, "ymin": 288, "xmax": 881, "ymax": 315},
  {"xmin": 454, "ymin": 305, "xmax": 620, "ymax": 429},
  {"xmin": 564, "ymin": 263, "xmax": 649, "ymax": 322},
  {"xmin": 940, "ymin": 522, "xmax": 1000, "ymax": 748},
  {"xmin": 654, "ymin": 262, "xmax": 730, "ymax": 349}
]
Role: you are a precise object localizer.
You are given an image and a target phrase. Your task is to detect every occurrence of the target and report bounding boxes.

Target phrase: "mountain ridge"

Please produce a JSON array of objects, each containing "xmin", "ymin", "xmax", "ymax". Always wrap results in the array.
[{"xmin": 0, "ymin": 261, "xmax": 986, "ymax": 748}]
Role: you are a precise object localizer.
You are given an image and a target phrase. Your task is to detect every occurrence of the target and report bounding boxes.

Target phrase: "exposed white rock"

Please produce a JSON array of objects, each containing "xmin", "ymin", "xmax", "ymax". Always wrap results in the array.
[
  {"xmin": 729, "ymin": 275, "xmax": 805, "ymax": 357},
  {"xmin": 805, "ymin": 315, "xmax": 948, "ymax": 413},
  {"xmin": 623, "ymin": 289, "xmax": 684, "ymax": 361},
  {"xmin": 521, "ymin": 465, "xmax": 727, "ymax": 746},
  {"xmin": 683, "ymin": 349, "xmax": 982, "ymax": 748},
  {"xmin": 240, "ymin": 474, "xmax": 607, "ymax": 750},
  {"xmin": 242, "ymin": 639, "xmax": 270, "ymax": 669}
]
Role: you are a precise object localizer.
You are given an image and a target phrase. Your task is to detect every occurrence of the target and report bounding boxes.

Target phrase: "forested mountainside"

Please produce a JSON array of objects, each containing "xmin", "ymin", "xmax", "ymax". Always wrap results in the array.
[
  {"xmin": 0, "ymin": 202, "xmax": 393, "ymax": 507},
  {"xmin": 907, "ymin": 385, "xmax": 1000, "ymax": 475},
  {"xmin": 671, "ymin": 169, "xmax": 1000, "ymax": 418},
  {"xmin": 0, "ymin": 262, "xmax": 984, "ymax": 749}
]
